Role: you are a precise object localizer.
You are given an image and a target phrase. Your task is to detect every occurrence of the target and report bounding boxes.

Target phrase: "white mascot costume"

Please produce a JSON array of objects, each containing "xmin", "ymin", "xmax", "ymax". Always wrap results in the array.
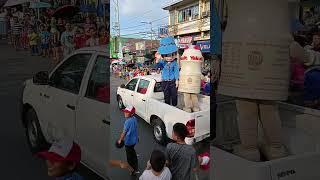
[
  {"xmin": 218, "ymin": 0, "xmax": 290, "ymax": 161},
  {"xmin": 179, "ymin": 45, "xmax": 203, "ymax": 112}
]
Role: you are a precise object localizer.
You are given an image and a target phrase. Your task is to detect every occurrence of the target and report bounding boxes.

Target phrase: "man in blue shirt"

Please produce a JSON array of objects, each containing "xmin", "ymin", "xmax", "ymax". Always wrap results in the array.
[
  {"xmin": 118, "ymin": 105, "xmax": 139, "ymax": 175},
  {"xmin": 155, "ymin": 37, "xmax": 180, "ymax": 106}
]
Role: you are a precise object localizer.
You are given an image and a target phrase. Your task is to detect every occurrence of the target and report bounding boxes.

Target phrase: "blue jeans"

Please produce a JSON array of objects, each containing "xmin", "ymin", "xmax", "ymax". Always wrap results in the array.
[{"xmin": 31, "ymin": 45, "xmax": 38, "ymax": 54}]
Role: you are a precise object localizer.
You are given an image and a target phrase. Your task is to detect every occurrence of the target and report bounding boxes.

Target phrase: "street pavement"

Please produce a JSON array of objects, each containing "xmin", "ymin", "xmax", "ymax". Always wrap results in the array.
[
  {"xmin": 109, "ymin": 75, "xmax": 210, "ymax": 180},
  {"xmin": 0, "ymin": 40, "xmax": 103, "ymax": 180}
]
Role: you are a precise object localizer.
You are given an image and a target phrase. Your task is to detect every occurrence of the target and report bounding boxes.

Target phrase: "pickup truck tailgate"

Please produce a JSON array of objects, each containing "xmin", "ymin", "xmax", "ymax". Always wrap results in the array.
[{"xmin": 193, "ymin": 110, "xmax": 210, "ymax": 139}]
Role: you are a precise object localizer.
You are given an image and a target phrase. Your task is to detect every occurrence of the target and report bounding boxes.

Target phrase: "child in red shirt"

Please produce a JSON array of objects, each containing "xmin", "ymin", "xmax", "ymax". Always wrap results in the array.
[{"xmin": 74, "ymin": 28, "xmax": 86, "ymax": 49}]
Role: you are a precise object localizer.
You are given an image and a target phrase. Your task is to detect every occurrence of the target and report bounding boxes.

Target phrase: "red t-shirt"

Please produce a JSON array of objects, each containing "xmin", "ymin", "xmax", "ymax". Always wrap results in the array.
[{"xmin": 74, "ymin": 36, "xmax": 86, "ymax": 49}]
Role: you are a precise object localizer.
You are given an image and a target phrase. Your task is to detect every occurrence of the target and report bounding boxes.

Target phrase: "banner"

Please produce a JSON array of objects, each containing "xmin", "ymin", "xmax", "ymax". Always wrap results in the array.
[
  {"xmin": 196, "ymin": 41, "xmax": 210, "ymax": 53},
  {"xmin": 178, "ymin": 36, "xmax": 193, "ymax": 49}
]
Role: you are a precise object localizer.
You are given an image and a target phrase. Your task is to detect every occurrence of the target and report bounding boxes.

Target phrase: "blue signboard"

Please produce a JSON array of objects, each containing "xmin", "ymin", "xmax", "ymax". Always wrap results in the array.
[
  {"xmin": 197, "ymin": 41, "xmax": 210, "ymax": 53},
  {"xmin": 159, "ymin": 26, "xmax": 169, "ymax": 38}
]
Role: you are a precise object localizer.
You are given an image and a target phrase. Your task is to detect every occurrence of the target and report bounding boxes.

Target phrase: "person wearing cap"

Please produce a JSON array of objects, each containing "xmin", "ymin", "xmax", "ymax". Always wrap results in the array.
[
  {"xmin": 155, "ymin": 36, "xmax": 180, "ymax": 106},
  {"xmin": 117, "ymin": 105, "xmax": 139, "ymax": 175},
  {"xmin": 38, "ymin": 139, "xmax": 84, "ymax": 180}
]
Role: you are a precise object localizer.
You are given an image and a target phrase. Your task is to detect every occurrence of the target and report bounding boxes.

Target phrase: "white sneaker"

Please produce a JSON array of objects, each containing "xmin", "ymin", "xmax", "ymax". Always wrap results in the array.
[{"xmin": 233, "ymin": 145, "xmax": 261, "ymax": 162}]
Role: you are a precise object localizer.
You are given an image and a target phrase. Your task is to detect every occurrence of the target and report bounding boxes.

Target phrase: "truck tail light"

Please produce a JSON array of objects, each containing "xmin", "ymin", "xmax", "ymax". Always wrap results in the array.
[{"xmin": 186, "ymin": 119, "xmax": 195, "ymax": 137}]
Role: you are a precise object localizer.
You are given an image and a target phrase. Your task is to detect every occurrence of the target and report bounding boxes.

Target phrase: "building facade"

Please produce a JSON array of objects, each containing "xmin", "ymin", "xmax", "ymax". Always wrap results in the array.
[
  {"xmin": 110, "ymin": 36, "xmax": 159, "ymax": 64},
  {"xmin": 162, "ymin": 0, "xmax": 210, "ymax": 68}
]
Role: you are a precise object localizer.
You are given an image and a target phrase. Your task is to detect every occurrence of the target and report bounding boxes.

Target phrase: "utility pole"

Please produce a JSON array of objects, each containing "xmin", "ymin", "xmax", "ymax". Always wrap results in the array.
[
  {"xmin": 113, "ymin": 0, "xmax": 120, "ymax": 53},
  {"xmin": 141, "ymin": 21, "xmax": 153, "ymax": 51}
]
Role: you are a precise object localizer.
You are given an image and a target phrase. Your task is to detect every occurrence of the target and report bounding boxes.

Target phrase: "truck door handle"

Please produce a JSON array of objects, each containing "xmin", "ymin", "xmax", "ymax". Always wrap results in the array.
[
  {"xmin": 102, "ymin": 119, "xmax": 110, "ymax": 125},
  {"xmin": 131, "ymin": 94, "xmax": 134, "ymax": 96},
  {"xmin": 142, "ymin": 99, "xmax": 146, "ymax": 101},
  {"xmin": 44, "ymin": 94, "xmax": 50, "ymax": 98},
  {"xmin": 66, "ymin": 104, "xmax": 75, "ymax": 110}
]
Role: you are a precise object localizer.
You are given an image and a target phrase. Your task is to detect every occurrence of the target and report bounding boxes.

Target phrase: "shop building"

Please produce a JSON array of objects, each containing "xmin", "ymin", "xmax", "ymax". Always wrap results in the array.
[
  {"xmin": 110, "ymin": 36, "xmax": 159, "ymax": 64},
  {"xmin": 162, "ymin": 0, "xmax": 210, "ymax": 69}
]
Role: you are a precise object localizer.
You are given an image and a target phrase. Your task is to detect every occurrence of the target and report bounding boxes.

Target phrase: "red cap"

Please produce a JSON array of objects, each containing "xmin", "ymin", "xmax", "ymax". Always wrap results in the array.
[
  {"xmin": 121, "ymin": 105, "xmax": 135, "ymax": 114},
  {"xmin": 38, "ymin": 140, "xmax": 81, "ymax": 163}
]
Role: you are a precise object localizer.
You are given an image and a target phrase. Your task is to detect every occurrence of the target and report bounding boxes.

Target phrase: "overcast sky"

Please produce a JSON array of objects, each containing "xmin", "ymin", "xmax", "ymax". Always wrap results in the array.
[{"xmin": 110, "ymin": 0, "xmax": 174, "ymax": 39}]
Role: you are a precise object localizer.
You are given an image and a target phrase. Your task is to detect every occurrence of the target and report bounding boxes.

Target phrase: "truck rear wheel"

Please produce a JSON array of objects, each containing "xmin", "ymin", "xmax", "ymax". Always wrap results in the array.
[
  {"xmin": 152, "ymin": 118, "xmax": 168, "ymax": 146},
  {"xmin": 25, "ymin": 108, "xmax": 50, "ymax": 153}
]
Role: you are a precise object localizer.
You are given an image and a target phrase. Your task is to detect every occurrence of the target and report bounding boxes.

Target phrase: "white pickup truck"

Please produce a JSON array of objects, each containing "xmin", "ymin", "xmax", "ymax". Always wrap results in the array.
[
  {"xmin": 20, "ymin": 46, "xmax": 110, "ymax": 179},
  {"xmin": 116, "ymin": 74, "xmax": 210, "ymax": 145}
]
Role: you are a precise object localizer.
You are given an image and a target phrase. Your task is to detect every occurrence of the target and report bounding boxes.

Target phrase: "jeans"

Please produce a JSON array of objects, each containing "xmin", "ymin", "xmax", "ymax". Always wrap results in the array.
[
  {"xmin": 31, "ymin": 45, "xmax": 38, "ymax": 54},
  {"xmin": 125, "ymin": 144, "xmax": 138, "ymax": 171},
  {"xmin": 162, "ymin": 80, "xmax": 178, "ymax": 106}
]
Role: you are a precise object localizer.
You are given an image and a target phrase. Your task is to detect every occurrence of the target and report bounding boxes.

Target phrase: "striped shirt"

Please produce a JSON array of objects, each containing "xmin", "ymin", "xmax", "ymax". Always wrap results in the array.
[{"xmin": 11, "ymin": 22, "xmax": 21, "ymax": 35}]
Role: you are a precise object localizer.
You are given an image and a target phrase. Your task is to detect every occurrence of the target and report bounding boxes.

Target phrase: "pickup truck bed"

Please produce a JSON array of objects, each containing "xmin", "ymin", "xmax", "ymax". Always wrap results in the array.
[{"xmin": 212, "ymin": 95, "xmax": 320, "ymax": 180}]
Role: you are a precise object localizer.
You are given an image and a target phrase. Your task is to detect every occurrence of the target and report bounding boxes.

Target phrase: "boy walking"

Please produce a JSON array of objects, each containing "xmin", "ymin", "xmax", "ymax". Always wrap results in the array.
[
  {"xmin": 38, "ymin": 139, "xmax": 84, "ymax": 180},
  {"xmin": 166, "ymin": 123, "xmax": 197, "ymax": 180},
  {"xmin": 117, "ymin": 105, "xmax": 139, "ymax": 175}
]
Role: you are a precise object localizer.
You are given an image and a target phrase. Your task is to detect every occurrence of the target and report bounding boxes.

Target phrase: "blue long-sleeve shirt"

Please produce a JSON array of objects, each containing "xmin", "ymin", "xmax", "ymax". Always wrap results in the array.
[{"xmin": 156, "ymin": 59, "xmax": 180, "ymax": 81}]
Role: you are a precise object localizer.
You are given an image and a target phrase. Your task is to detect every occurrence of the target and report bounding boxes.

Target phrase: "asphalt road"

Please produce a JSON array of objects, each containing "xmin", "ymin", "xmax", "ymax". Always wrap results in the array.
[
  {"xmin": 109, "ymin": 74, "xmax": 210, "ymax": 180},
  {"xmin": 0, "ymin": 40, "xmax": 103, "ymax": 180}
]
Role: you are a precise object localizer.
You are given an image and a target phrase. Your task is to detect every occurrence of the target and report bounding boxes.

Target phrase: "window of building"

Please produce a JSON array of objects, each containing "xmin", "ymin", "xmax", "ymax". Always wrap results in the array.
[
  {"xmin": 178, "ymin": 4, "xmax": 199, "ymax": 23},
  {"xmin": 205, "ymin": 1, "xmax": 210, "ymax": 13},
  {"xmin": 170, "ymin": 11, "xmax": 175, "ymax": 25}
]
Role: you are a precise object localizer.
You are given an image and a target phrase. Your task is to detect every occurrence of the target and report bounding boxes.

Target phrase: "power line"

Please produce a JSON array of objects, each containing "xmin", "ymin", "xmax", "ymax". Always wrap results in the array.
[
  {"xmin": 120, "ymin": 24, "xmax": 146, "ymax": 30},
  {"xmin": 150, "ymin": 15, "xmax": 169, "ymax": 23},
  {"xmin": 126, "ymin": 10, "xmax": 153, "ymax": 22}
]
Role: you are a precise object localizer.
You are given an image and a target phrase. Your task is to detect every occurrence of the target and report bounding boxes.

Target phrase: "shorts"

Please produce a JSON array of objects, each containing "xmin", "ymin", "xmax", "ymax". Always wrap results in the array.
[{"xmin": 41, "ymin": 44, "xmax": 49, "ymax": 49}]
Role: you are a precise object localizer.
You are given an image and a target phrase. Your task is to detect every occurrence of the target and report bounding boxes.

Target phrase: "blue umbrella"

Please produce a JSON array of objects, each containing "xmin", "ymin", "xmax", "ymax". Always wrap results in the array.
[{"xmin": 30, "ymin": 2, "xmax": 51, "ymax": 9}]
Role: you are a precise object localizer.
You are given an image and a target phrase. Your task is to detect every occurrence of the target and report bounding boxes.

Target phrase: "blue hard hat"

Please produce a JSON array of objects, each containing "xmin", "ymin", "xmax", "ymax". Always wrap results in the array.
[{"xmin": 158, "ymin": 37, "xmax": 178, "ymax": 55}]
